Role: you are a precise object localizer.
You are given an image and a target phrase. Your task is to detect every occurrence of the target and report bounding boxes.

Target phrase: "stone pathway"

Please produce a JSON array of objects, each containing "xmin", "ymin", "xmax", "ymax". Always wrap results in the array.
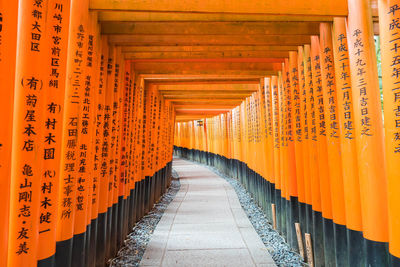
[{"xmin": 140, "ymin": 158, "xmax": 276, "ymax": 267}]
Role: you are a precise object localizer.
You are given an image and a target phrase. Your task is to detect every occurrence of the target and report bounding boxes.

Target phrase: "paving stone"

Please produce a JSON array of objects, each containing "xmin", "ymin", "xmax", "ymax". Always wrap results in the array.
[{"xmin": 139, "ymin": 158, "xmax": 276, "ymax": 267}]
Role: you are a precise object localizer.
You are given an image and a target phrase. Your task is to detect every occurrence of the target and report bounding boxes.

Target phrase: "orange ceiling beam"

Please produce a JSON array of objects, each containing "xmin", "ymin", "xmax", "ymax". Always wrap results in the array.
[
  {"xmin": 90, "ymin": 0, "xmax": 348, "ymax": 16},
  {"xmin": 101, "ymin": 21, "xmax": 320, "ymax": 35}
]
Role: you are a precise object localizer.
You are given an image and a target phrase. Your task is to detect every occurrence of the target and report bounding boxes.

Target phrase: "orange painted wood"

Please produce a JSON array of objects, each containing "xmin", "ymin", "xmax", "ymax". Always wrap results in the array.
[
  {"xmin": 347, "ymin": 0, "xmax": 389, "ymax": 243},
  {"xmin": 289, "ymin": 51, "xmax": 305, "ymax": 204},
  {"xmin": 0, "ymin": 1, "xmax": 18, "ymax": 265},
  {"xmin": 332, "ymin": 17, "xmax": 363, "ymax": 232},
  {"xmin": 37, "ymin": 0, "xmax": 72, "ymax": 260},
  {"xmin": 378, "ymin": 0, "xmax": 400, "ymax": 255},
  {"xmin": 8, "ymin": 0, "xmax": 50, "ymax": 265},
  {"xmin": 310, "ymin": 36, "xmax": 332, "ymax": 218},
  {"xmin": 319, "ymin": 23, "xmax": 346, "ymax": 226}
]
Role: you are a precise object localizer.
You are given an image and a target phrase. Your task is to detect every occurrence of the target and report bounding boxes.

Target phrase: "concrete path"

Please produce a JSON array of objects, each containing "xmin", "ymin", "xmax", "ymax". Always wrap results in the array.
[{"xmin": 140, "ymin": 158, "xmax": 276, "ymax": 267}]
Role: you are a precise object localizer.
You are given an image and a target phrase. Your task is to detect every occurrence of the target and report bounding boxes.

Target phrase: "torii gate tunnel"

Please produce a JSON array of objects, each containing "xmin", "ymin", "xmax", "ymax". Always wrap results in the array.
[{"xmin": 0, "ymin": 0, "xmax": 400, "ymax": 266}]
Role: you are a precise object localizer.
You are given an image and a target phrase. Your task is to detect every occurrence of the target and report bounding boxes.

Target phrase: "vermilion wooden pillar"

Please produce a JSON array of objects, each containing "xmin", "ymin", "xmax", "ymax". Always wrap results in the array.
[
  {"xmin": 0, "ymin": 1, "xmax": 18, "ymax": 266},
  {"xmin": 332, "ymin": 17, "xmax": 365, "ymax": 266},
  {"xmin": 378, "ymin": 0, "xmax": 400, "ymax": 264},
  {"xmin": 37, "ymin": 1, "xmax": 71, "ymax": 266},
  {"xmin": 288, "ymin": 52, "xmax": 306, "ymax": 237},
  {"xmin": 310, "ymin": 35, "xmax": 332, "ymax": 267},
  {"xmin": 347, "ymin": 0, "xmax": 390, "ymax": 265},
  {"xmin": 319, "ymin": 22, "xmax": 348, "ymax": 267},
  {"xmin": 8, "ymin": 0, "xmax": 49, "ymax": 265}
]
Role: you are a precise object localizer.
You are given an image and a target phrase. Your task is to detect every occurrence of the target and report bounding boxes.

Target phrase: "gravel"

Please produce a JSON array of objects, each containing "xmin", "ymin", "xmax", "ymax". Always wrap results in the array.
[
  {"xmin": 202, "ymin": 164, "xmax": 306, "ymax": 267},
  {"xmin": 108, "ymin": 173, "xmax": 181, "ymax": 267}
]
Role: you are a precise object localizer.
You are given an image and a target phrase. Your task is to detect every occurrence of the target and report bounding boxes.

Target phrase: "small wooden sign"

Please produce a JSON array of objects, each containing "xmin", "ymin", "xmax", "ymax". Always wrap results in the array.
[
  {"xmin": 305, "ymin": 233, "xmax": 314, "ymax": 267},
  {"xmin": 271, "ymin": 204, "xmax": 277, "ymax": 230},
  {"xmin": 295, "ymin": 223, "xmax": 305, "ymax": 260}
]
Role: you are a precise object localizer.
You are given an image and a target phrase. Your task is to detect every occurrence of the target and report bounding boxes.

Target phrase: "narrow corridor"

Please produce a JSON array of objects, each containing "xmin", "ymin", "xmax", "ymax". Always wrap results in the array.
[{"xmin": 140, "ymin": 158, "xmax": 276, "ymax": 267}]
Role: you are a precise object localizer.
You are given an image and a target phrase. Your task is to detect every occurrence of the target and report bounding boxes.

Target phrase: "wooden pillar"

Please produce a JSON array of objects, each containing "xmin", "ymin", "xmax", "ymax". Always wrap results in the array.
[
  {"xmin": 7, "ymin": 0, "xmax": 49, "ymax": 265},
  {"xmin": 310, "ymin": 35, "xmax": 333, "ymax": 267},
  {"xmin": 0, "ymin": 1, "xmax": 18, "ymax": 266},
  {"xmin": 319, "ymin": 22, "xmax": 348, "ymax": 266},
  {"xmin": 289, "ymin": 52, "xmax": 306, "ymax": 233},
  {"xmin": 37, "ymin": 1, "xmax": 71, "ymax": 266},
  {"xmin": 297, "ymin": 47, "xmax": 313, "ymax": 236},
  {"xmin": 88, "ymin": 33, "xmax": 106, "ymax": 267},
  {"xmin": 347, "ymin": 0, "xmax": 390, "ymax": 265},
  {"xmin": 271, "ymin": 75, "xmax": 282, "ymax": 233},
  {"xmin": 332, "ymin": 17, "xmax": 365, "ymax": 266},
  {"xmin": 283, "ymin": 60, "xmax": 299, "ymax": 251},
  {"xmin": 304, "ymin": 43, "xmax": 325, "ymax": 266},
  {"xmin": 378, "ymin": 1, "xmax": 400, "ymax": 264},
  {"xmin": 278, "ymin": 71, "xmax": 287, "ymax": 237},
  {"xmin": 264, "ymin": 77, "xmax": 275, "ymax": 220}
]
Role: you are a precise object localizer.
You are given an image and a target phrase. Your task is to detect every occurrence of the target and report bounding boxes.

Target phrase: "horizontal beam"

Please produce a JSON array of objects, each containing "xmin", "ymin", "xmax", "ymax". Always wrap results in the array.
[
  {"xmin": 176, "ymin": 116, "xmax": 215, "ymax": 122},
  {"xmin": 164, "ymin": 94, "xmax": 250, "ymax": 99},
  {"xmin": 122, "ymin": 45, "xmax": 299, "ymax": 52},
  {"xmin": 138, "ymin": 70, "xmax": 277, "ymax": 76},
  {"xmin": 173, "ymin": 103, "xmax": 240, "ymax": 109},
  {"xmin": 156, "ymin": 84, "xmax": 259, "ymax": 91},
  {"xmin": 148, "ymin": 79, "xmax": 260, "ymax": 85},
  {"xmin": 170, "ymin": 98, "xmax": 245, "ymax": 102},
  {"xmin": 140, "ymin": 74, "xmax": 269, "ymax": 80},
  {"xmin": 97, "ymin": 11, "xmax": 336, "ymax": 22},
  {"xmin": 160, "ymin": 90, "xmax": 256, "ymax": 95},
  {"xmin": 124, "ymin": 51, "xmax": 289, "ymax": 59},
  {"xmin": 101, "ymin": 21, "xmax": 320, "ymax": 35},
  {"xmin": 90, "ymin": 0, "xmax": 348, "ymax": 16},
  {"xmin": 133, "ymin": 62, "xmax": 282, "ymax": 72},
  {"xmin": 176, "ymin": 110, "xmax": 232, "ymax": 116},
  {"xmin": 175, "ymin": 108, "xmax": 232, "ymax": 111},
  {"xmin": 131, "ymin": 58, "xmax": 284, "ymax": 63},
  {"xmin": 109, "ymin": 34, "xmax": 313, "ymax": 46}
]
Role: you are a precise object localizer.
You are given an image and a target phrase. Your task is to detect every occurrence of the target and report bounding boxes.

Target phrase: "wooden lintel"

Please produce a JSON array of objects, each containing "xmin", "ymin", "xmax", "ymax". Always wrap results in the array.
[
  {"xmin": 109, "ymin": 34, "xmax": 313, "ymax": 46},
  {"xmin": 97, "ymin": 11, "xmax": 336, "ymax": 22},
  {"xmin": 137, "ymin": 70, "xmax": 277, "ymax": 76},
  {"xmin": 90, "ymin": 0, "xmax": 348, "ymax": 17},
  {"xmin": 133, "ymin": 62, "xmax": 282, "ymax": 72},
  {"xmin": 101, "ymin": 21, "xmax": 320, "ymax": 35},
  {"xmin": 164, "ymin": 94, "xmax": 250, "ymax": 99},
  {"xmin": 160, "ymin": 90, "xmax": 257, "ymax": 94},
  {"xmin": 139, "ymin": 74, "xmax": 272, "ymax": 80},
  {"xmin": 156, "ymin": 84, "xmax": 259, "ymax": 91},
  {"xmin": 124, "ymin": 51, "xmax": 289, "ymax": 60},
  {"xmin": 147, "ymin": 79, "xmax": 260, "ymax": 85},
  {"xmin": 121, "ymin": 45, "xmax": 299, "ymax": 53}
]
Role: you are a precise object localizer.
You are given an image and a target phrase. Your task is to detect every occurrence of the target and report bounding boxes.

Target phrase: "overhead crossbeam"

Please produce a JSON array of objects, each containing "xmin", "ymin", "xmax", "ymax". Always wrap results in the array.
[
  {"xmin": 101, "ymin": 22, "xmax": 320, "ymax": 35},
  {"xmin": 90, "ymin": 0, "xmax": 348, "ymax": 16},
  {"xmin": 109, "ymin": 34, "xmax": 314, "ymax": 46}
]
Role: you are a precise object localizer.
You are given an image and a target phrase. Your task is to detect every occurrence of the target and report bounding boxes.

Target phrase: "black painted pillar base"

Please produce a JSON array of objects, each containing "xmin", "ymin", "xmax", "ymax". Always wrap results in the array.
[
  {"xmin": 55, "ymin": 238, "xmax": 73, "ymax": 267},
  {"xmin": 312, "ymin": 210, "xmax": 325, "ymax": 267},
  {"xmin": 95, "ymin": 212, "xmax": 107, "ymax": 267},
  {"xmin": 105, "ymin": 206, "xmax": 113, "ymax": 260},
  {"xmin": 38, "ymin": 254, "xmax": 55, "ymax": 267},
  {"xmin": 275, "ymin": 189, "xmax": 282, "ymax": 234},
  {"xmin": 71, "ymin": 231, "xmax": 87, "ymax": 267},
  {"xmin": 289, "ymin": 196, "xmax": 299, "ymax": 252},
  {"xmin": 365, "ymin": 238, "xmax": 389, "ymax": 266},
  {"xmin": 322, "ymin": 217, "xmax": 336, "ymax": 267},
  {"xmin": 390, "ymin": 254, "xmax": 400, "ymax": 267},
  {"xmin": 87, "ymin": 218, "xmax": 98, "ymax": 267},
  {"xmin": 333, "ymin": 223, "xmax": 349, "ymax": 267},
  {"xmin": 347, "ymin": 229, "xmax": 366, "ymax": 267}
]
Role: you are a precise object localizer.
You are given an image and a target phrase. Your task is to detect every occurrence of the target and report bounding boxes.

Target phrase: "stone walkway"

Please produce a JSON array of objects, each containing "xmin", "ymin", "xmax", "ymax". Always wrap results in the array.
[{"xmin": 139, "ymin": 158, "xmax": 276, "ymax": 267}]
